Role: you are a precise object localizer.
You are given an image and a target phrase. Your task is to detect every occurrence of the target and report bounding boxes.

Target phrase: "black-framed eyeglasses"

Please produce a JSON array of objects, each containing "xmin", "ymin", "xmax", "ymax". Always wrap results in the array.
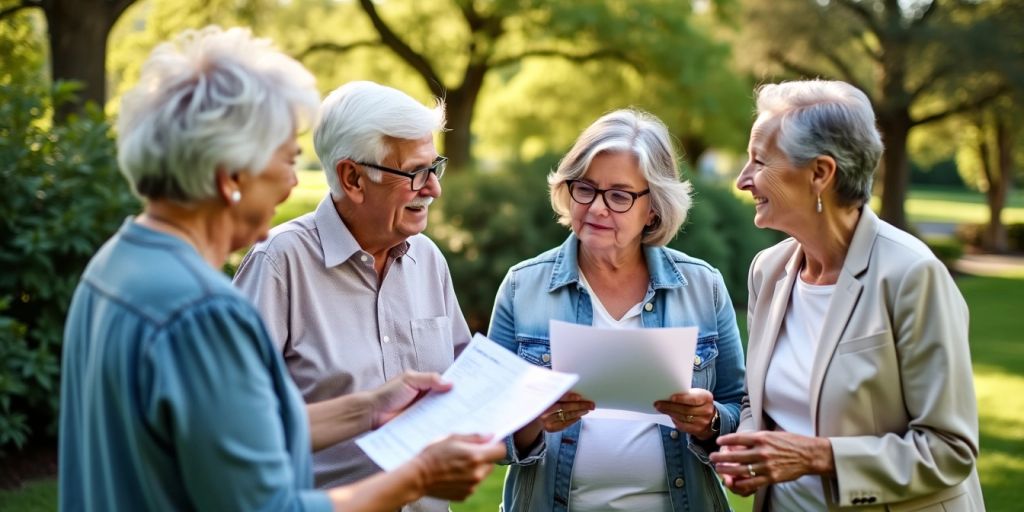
[
  {"xmin": 566, "ymin": 180, "xmax": 650, "ymax": 213},
  {"xmin": 356, "ymin": 156, "xmax": 448, "ymax": 191}
]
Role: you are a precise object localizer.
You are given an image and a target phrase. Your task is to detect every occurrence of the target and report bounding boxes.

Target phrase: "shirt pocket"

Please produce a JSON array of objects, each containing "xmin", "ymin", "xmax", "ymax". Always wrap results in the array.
[
  {"xmin": 410, "ymin": 316, "xmax": 454, "ymax": 373},
  {"xmin": 514, "ymin": 335, "xmax": 552, "ymax": 369},
  {"xmin": 691, "ymin": 332, "xmax": 720, "ymax": 389}
]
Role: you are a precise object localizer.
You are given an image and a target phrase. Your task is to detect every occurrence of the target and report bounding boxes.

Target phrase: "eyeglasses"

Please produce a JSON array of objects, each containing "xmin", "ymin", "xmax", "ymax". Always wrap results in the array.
[
  {"xmin": 566, "ymin": 180, "xmax": 650, "ymax": 213},
  {"xmin": 356, "ymin": 156, "xmax": 448, "ymax": 191}
]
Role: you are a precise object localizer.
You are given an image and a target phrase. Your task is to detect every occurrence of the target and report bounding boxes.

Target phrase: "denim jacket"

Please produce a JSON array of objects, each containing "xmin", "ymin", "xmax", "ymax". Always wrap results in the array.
[{"xmin": 487, "ymin": 234, "xmax": 745, "ymax": 512}]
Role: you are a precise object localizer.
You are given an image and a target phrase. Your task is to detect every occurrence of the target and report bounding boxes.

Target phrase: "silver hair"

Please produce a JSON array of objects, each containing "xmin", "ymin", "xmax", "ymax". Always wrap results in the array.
[
  {"xmin": 548, "ymin": 109, "xmax": 692, "ymax": 247},
  {"xmin": 116, "ymin": 26, "xmax": 320, "ymax": 203},
  {"xmin": 754, "ymin": 80, "xmax": 883, "ymax": 207},
  {"xmin": 313, "ymin": 81, "xmax": 446, "ymax": 197}
]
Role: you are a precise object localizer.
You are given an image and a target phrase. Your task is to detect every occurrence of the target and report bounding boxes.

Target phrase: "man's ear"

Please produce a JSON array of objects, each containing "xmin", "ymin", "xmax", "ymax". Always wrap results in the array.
[
  {"xmin": 811, "ymin": 154, "xmax": 837, "ymax": 197},
  {"xmin": 336, "ymin": 160, "xmax": 365, "ymax": 204}
]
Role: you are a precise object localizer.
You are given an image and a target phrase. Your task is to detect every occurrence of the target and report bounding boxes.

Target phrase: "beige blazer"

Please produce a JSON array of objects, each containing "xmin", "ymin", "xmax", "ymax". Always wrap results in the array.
[{"xmin": 741, "ymin": 208, "xmax": 984, "ymax": 511}]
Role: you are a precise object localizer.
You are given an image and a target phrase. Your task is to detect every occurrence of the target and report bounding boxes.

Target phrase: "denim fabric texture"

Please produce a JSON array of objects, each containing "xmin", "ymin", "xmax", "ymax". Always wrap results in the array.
[{"xmin": 488, "ymin": 234, "xmax": 746, "ymax": 512}]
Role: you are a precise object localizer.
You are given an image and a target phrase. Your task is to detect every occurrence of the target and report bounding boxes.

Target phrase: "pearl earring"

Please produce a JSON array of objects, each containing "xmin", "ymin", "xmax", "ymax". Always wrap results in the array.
[
  {"xmin": 230, "ymin": 190, "xmax": 242, "ymax": 204},
  {"xmin": 816, "ymin": 195, "xmax": 823, "ymax": 214}
]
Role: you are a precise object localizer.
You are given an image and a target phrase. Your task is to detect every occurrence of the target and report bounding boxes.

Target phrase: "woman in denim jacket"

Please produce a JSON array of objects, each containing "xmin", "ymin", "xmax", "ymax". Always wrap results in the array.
[{"xmin": 488, "ymin": 109, "xmax": 745, "ymax": 512}]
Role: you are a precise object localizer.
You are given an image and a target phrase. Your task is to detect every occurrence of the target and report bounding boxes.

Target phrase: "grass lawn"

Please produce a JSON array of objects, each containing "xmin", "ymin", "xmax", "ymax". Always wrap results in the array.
[{"xmin": 888, "ymin": 185, "xmax": 1024, "ymax": 225}]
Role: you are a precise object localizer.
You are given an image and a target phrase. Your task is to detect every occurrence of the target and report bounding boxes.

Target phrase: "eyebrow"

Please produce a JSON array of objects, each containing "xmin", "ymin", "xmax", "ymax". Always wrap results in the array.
[{"xmin": 579, "ymin": 177, "xmax": 643, "ymax": 190}]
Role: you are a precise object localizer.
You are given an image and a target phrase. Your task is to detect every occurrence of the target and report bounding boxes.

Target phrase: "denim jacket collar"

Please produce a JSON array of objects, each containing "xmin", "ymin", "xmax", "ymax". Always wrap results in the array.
[{"xmin": 547, "ymin": 233, "xmax": 689, "ymax": 293}]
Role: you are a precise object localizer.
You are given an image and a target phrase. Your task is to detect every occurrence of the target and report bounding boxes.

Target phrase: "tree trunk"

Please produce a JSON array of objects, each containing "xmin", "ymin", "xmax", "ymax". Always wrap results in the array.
[
  {"xmin": 678, "ymin": 135, "xmax": 708, "ymax": 176},
  {"xmin": 43, "ymin": 0, "xmax": 134, "ymax": 121},
  {"xmin": 441, "ymin": 63, "xmax": 487, "ymax": 172},
  {"xmin": 984, "ymin": 116, "xmax": 1012, "ymax": 252},
  {"xmin": 877, "ymin": 112, "xmax": 912, "ymax": 231}
]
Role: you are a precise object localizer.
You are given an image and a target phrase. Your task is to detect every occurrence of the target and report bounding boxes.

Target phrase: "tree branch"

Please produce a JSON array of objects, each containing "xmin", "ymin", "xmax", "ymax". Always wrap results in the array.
[
  {"xmin": 911, "ymin": 0, "xmax": 939, "ymax": 28},
  {"xmin": 357, "ymin": 0, "xmax": 445, "ymax": 97},
  {"xmin": 835, "ymin": 0, "xmax": 881, "ymax": 36},
  {"xmin": 109, "ymin": 0, "xmax": 138, "ymax": 23},
  {"xmin": 0, "ymin": 0, "xmax": 41, "ymax": 20},
  {"xmin": 907, "ymin": 61, "xmax": 955, "ymax": 100},
  {"xmin": 768, "ymin": 49, "xmax": 874, "ymax": 105},
  {"xmin": 295, "ymin": 40, "xmax": 382, "ymax": 61},
  {"xmin": 818, "ymin": 44, "xmax": 861, "ymax": 86},
  {"xmin": 912, "ymin": 85, "xmax": 1009, "ymax": 127},
  {"xmin": 490, "ymin": 48, "xmax": 637, "ymax": 71}
]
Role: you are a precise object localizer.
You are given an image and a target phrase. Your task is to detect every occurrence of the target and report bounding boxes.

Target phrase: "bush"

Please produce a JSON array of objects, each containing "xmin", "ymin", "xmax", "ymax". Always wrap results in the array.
[
  {"xmin": 428, "ymin": 159, "xmax": 780, "ymax": 333},
  {"xmin": 0, "ymin": 80, "xmax": 140, "ymax": 452},
  {"xmin": 925, "ymin": 237, "xmax": 965, "ymax": 269}
]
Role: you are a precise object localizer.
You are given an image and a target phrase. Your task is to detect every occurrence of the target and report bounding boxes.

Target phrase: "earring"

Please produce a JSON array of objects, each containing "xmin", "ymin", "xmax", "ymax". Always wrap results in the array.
[
  {"xmin": 230, "ymin": 190, "xmax": 242, "ymax": 204},
  {"xmin": 816, "ymin": 195, "xmax": 823, "ymax": 214}
]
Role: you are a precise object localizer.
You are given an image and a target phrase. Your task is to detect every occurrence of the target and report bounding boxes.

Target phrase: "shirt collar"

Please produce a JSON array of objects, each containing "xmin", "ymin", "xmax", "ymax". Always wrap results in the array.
[
  {"xmin": 547, "ymin": 233, "xmax": 687, "ymax": 292},
  {"xmin": 313, "ymin": 194, "xmax": 413, "ymax": 268}
]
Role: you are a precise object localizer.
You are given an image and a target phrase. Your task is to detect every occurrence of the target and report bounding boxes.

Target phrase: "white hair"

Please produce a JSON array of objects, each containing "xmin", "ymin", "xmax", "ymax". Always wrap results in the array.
[
  {"xmin": 313, "ymin": 81, "xmax": 446, "ymax": 197},
  {"xmin": 755, "ymin": 80, "xmax": 883, "ymax": 207},
  {"xmin": 116, "ymin": 26, "xmax": 320, "ymax": 203},
  {"xmin": 548, "ymin": 109, "xmax": 692, "ymax": 247}
]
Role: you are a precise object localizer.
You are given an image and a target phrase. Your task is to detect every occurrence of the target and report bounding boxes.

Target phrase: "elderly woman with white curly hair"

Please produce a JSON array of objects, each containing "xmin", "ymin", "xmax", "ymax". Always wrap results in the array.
[
  {"xmin": 711, "ymin": 80, "xmax": 983, "ymax": 511},
  {"xmin": 58, "ymin": 26, "xmax": 502, "ymax": 512},
  {"xmin": 488, "ymin": 109, "xmax": 746, "ymax": 511}
]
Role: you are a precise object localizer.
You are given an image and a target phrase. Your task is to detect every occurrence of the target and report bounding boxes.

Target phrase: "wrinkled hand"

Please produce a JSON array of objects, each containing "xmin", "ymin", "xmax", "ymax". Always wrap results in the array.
[
  {"xmin": 539, "ymin": 392, "xmax": 595, "ymax": 433},
  {"xmin": 711, "ymin": 431, "xmax": 835, "ymax": 496},
  {"xmin": 653, "ymin": 388, "xmax": 717, "ymax": 440},
  {"xmin": 370, "ymin": 371, "xmax": 452, "ymax": 428},
  {"xmin": 412, "ymin": 433, "xmax": 505, "ymax": 501}
]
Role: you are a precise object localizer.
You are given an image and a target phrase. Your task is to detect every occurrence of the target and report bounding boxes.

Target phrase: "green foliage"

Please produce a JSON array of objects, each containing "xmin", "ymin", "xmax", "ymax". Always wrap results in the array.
[
  {"xmin": 0, "ymin": 69, "xmax": 140, "ymax": 450},
  {"xmin": 428, "ymin": 158, "xmax": 778, "ymax": 333},
  {"xmin": 669, "ymin": 179, "xmax": 785, "ymax": 306},
  {"xmin": 925, "ymin": 237, "xmax": 965, "ymax": 269}
]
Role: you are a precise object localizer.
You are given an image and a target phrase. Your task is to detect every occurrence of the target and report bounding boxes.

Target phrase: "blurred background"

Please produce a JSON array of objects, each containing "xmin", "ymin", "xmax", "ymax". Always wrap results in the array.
[{"xmin": 2, "ymin": 1, "xmax": 1023, "ymax": 510}]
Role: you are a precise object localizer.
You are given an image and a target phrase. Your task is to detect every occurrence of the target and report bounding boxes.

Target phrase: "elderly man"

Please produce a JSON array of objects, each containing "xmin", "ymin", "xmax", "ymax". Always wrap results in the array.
[{"xmin": 233, "ymin": 81, "xmax": 470, "ymax": 512}]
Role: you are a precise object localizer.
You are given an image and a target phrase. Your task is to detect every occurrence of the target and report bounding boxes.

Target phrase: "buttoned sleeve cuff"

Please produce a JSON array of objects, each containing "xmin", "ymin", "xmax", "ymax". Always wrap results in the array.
[
  {"xmin": 501, "ymin": 433, "xmax": 546, "ymax": 466},
  {"xmin": 829, "ymin": 436, "xmax": 884, "ymax": 507}
]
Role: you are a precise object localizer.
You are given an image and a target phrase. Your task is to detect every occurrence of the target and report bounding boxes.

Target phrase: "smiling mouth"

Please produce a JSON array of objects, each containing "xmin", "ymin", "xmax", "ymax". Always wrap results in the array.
[
  {"xmin": 753, "ymin": 196, "xmax": 767, "ymax": 205},
  {"xmin": 405, "ymin": 205, "xmax": 428, "ymax": 212}
]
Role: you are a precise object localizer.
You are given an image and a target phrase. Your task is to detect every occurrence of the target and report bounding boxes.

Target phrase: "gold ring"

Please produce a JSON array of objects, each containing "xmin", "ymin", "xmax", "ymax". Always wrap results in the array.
[
  {"xmin": 557, "ymin": 409, "xmax": 565, "ymax": 422},
  {"xmin": 686, "ymin": 415, "xmax": 694, "ymax": 423},
  {"xmin": 747, "ymin": 464, "xmax": 756, "ymax": 477}
]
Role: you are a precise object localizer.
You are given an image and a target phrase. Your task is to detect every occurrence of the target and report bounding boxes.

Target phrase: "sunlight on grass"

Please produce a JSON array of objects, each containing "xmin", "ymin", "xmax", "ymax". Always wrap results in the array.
[{"xmin": 973, "ymin": 364, "xmax": 1024, "ymax": 505}]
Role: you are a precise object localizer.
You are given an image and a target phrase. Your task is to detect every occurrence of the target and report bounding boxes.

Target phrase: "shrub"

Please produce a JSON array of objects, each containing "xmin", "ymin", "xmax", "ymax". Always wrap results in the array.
[
  {"xmin": 0, "ymin": 80, "xmax": 140, "ymax": 452},
  {"xmin": 428, "ymin": 158, "xmax": 780, "ymax": 333},
  {"xmin": 925, "ymin": 237, "xmax": 965, "ymax": 269}
]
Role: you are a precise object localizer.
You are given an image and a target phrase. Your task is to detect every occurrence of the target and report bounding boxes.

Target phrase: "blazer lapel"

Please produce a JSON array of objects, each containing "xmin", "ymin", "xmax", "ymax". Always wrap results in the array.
[
  {"xmin": 809, "ymin": 208, "xmax": 879, "ymax": 434},
  {"xmin": 749, "ymin": 246, "xmax": 802, "ymax": 430}
]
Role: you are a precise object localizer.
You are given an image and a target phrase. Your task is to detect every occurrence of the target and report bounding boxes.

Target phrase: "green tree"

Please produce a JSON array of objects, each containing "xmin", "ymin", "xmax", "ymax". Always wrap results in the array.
[
  {"xmin": 298, "ymin": 0, "xmax": 746, "ymax": 171},
  {"xmin": 0, "ymin": 0, "xmax": 138, "ymax": 120},
  {"xmin": 736, "ymin": 0, "xmax": 1018, "ymax": 230}
]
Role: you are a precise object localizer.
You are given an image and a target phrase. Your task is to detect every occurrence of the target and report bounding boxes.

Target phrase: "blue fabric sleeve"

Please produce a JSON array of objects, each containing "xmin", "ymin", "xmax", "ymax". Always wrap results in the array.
[{"xmin": 142, "ymin": 297, "xmax": 332, "ymax": 512}]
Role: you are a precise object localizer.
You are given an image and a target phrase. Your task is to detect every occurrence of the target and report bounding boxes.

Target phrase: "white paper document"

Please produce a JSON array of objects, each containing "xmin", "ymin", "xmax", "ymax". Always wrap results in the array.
[
  {"xmin": 356, "ymin": 333, "xmax": 579, "ymax": 471},
  {"xmin": 549, "ymin": 319, "xmax": 698, "ymax": 421}
]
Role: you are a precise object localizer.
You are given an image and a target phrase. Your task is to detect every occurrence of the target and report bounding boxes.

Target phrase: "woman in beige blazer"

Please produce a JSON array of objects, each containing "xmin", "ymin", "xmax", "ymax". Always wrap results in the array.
[{"xmin": 709, "ymin": 80, "xmax": 984, "ymax": 511}]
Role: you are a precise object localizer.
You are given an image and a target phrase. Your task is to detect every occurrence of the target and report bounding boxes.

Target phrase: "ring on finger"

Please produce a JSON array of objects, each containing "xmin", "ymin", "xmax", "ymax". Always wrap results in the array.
[
  {"xmin": 685, "ymin": 414, "xmax": 694, "ymax": 423},
  {"xmin": 557, "ymin": 409, "xmax": 565, "ymax": 422},
  {"xmin": 747, "ymin": 464, "xmax": 756, "ymax": 478}
]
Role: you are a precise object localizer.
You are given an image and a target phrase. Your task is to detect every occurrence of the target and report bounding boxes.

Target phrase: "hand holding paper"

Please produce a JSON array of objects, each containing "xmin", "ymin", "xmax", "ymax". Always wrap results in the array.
[{"xmin": 357, "ymin": 334, "xmax": 579, "ymax": 472}]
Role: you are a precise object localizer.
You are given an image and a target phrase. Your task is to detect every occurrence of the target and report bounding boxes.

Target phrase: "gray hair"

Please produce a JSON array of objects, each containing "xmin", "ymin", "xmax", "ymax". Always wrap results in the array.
[
  {"xmin": 754, "ymin": 80, "xmax": 883, "ymax": 207},
  {"xmin": 116, "ymin": 26, "xmax": 320, "ymax": 203},
  {"xmin": 549, "ymin": 109, "xmax": 692, "ymax": 247},
  {"xmin": 313, "ymin": 81, "xmax": 446, "ymax": 196}
]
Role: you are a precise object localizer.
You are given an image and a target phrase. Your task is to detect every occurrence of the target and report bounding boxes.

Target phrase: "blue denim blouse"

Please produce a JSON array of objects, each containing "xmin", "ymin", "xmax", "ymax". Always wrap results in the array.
[{"xmin": 487, "ymin": 234, "xmax": 745, "ymax": 512}]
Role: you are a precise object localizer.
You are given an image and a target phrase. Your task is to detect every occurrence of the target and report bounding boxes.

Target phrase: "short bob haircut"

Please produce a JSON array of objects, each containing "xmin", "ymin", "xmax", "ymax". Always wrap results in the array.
[
  {"xmin": 549, "ymin": 109, "xmax": 692, "ymax": 247},
  {"xmin": 754, "ymin": 80, "xmax": 884, "ymax": 207},
  {"xmin": 313, "ymin": 81, "xmax": 446, "ymax": 198},
  {"xmin": 117, "ymin": 26, "xmax": 320, "ymax": 204}
]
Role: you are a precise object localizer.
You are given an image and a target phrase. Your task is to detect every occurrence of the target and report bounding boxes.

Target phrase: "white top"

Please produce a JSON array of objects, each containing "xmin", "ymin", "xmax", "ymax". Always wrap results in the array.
[
  {"xmin": 764, "ymin": 277, "xmax": 835, "ymax": 511},
  {"xmin": 569, "ymin": 270, "xmax": 671, "ymax": 512}
]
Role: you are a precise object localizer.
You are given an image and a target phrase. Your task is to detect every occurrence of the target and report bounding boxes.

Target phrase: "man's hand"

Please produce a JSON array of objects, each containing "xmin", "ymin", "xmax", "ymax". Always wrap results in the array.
[{"xmin": 370, "ymin": 371, "xmax": 452, "ymax": 428}]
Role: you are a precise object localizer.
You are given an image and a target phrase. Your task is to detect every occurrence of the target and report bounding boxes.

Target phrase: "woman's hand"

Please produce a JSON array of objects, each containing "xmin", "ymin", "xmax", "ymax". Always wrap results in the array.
[
  {"xmin": 540, "ymin": 392, "xmax": 596, "ymax": 433},
  {"xmin": 711, "ymin": 431, "xmax": 835, "ymax": 496},
  {"xmin": 411, "ymin": 433, "xmax": 505, "ymax": 501},
  {"xmin": 653, "ymin": 388, "xmax": 718, "ymax": 440},
  {"xmin": 512, "ymin": 391, "xmax": 595, "ymax": 453}
]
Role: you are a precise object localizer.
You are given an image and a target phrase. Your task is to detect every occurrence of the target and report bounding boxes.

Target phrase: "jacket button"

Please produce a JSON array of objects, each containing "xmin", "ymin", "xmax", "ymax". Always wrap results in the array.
[
  {"xmin": 644, "ymin": 303, "xmax": 654, "ymax": 312},
  {"xmin": 670, "ymin": 430, "xmax": 679, "ymax": 440},
  {"xmin": 542, "ymin": 353, "xmax": 551, "ymax": 363},
  {"xmin": 694, "ymin": 355, "xmax": 702, "ymax": 366},
  {"xmin": 673, "ymin": 477, "xmax": 685, "ymax": 488}
]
